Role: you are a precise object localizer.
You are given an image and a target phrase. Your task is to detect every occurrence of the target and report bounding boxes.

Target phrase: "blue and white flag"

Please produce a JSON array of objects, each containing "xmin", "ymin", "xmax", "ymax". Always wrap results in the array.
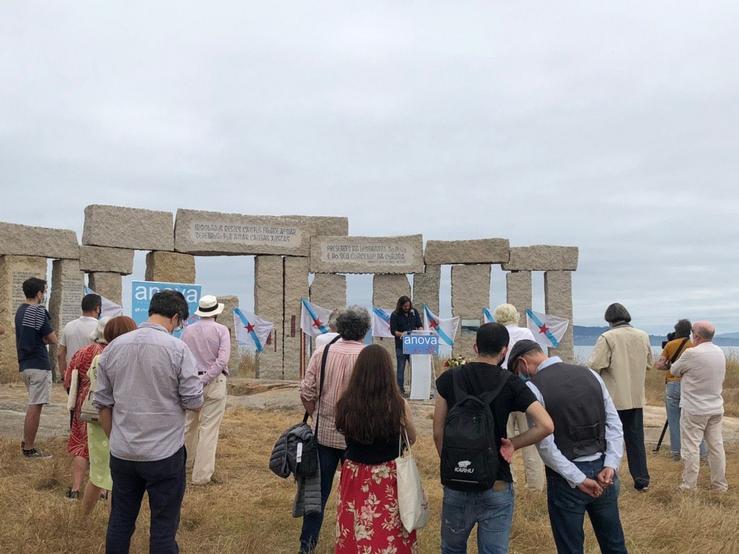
[
  {"xmin": 371, "ymin": 306, "xmax": 394, "ymax": 338},
  {"xmin": 526, "ymin": 309, "xmax": 569, "ymax": 348},
  {"xmin": 233, "ymin": 308, "xmax": 273, "ymax": 353},
  {"xmin": 482, "ymin": 307, "xmax": 495, "ymax": 324},
  {"xmin": 422, "ymin": 305, "xmax": 460, "ymax": 347},
  {"xmin": 300, "ymin": 298, "xmax": 332, "ymax": 337},
  {"xmin": 84, "ymin": 286, "xmax": 123, "ymax": 319}
]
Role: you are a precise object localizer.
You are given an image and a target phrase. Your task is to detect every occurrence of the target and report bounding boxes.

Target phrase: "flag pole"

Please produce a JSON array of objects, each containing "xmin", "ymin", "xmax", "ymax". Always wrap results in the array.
[{"xmin": 300, "ymin": 330, "xmax": 306, "ymax": 378}]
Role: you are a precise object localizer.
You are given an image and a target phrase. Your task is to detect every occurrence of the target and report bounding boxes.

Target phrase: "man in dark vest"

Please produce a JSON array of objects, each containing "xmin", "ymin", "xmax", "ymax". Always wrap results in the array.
[{"xmin": 508, "ymin": 340, "xmax": 627, "ymax": 554}]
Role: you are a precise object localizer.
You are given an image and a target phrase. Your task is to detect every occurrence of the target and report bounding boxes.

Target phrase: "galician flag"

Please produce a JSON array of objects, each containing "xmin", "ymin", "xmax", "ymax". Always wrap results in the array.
[
  {"xmin": 482, "ymin": 307, "xmax": 495, "ymax": 324},
  {"xmin": 371, "ymin": 306, "xmax": 394, "ymax": 338},
  {"xmin": 526, "ymin": 309, "xmax": 569, "ymax": 348},
  {"xmin": 300, "ymin": 298, "xmax": 332, "ymax": 337},
  {"xmin": 422, "ymin": 305, "xmax": 460, "ymax": 347},
  {"xmin": 233, "ymin": 308, "xmax": 273, "ymax": 353},
  {"xmin": 84, "ymin": 286, "xmax": 123, "ymax": 319}
]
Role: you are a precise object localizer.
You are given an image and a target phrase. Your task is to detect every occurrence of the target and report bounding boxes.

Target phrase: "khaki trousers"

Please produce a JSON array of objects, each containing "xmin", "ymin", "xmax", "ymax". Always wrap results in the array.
[
  {"xmin": 680, "ymin": 412, "xmax": 728, "ymax": 491},
  {"xmin": 185, "ymin": 375, "xmax": 228, "ymax": 485},
  {"xmin": 507, "ymin": 411, "xmax": 545, "ymax": 491}
]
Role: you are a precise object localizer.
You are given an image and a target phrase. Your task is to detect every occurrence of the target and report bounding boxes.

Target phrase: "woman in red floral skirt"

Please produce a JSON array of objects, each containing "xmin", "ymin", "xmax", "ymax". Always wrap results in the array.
[{"xmin": 334, "ymin": 344, "xmax": 419, "ymax": 553}]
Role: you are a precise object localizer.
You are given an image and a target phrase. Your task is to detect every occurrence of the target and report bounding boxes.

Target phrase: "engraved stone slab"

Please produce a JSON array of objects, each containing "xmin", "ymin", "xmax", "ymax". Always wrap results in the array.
[
  {"xmin": 254, "ymin": 256, "xmax": 283, "ymax": 379},
  {"xmin": 505, "ymin": 271, "xmax": 533, "ymax": 315},
  {"xmin": 502, "ymin": 246, "xmax": 579, "ymax": 271},
  {"xmin": 412, "ymin": 265, "xmax": 440, "ymax": 314},
  {"xmin": 283, "ymin": 257, "xmax": 309, "ymax": 380},
  {"xmin": 309, "ymin": 274, "xmax": 347, "ymax": 310},
  {"xmin": 87, "ymin": 272, "xmax": 123, "ymax": 306},
  {"xmin": 145, "ymin": 251, "xmax": 196, "ymax": 284},
  {"xmin": 452, "ymin": 264, "xmax": 491, "ymax": 357},
  {"xmin": 311, "ymin": 235, "xmax": 424, "ymax": 274},
  {"xmin": 174, "ymin": 210, "xmax": 348, "ymax": 256},
  {"xmin": 424, "ymin": 239, "xmax": 510, "ymax": 265},
  {"xmin": 82, "ymin": 205, "xmax": 174, "ymax": 251},
  {"xmin": 80, "ymin": 246, "xmax": 134, "ymax": 275},
  {"xmin": 544, "ymin": 271, "xmax": 574, "ymax": 363},
  {"xmin": 0, "ymin": 222, "xmax": 79, "ymax": 260}
]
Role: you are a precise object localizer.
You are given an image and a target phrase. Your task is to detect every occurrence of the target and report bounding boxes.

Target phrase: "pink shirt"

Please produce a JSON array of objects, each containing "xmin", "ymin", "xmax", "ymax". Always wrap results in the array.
[
  {"xmin": 300, "ymin": 339, "xmax": 365, "ymax": 450},
  {"xmin": 181, "ymin": 318, "xmax": 231, "ymax": 385}
]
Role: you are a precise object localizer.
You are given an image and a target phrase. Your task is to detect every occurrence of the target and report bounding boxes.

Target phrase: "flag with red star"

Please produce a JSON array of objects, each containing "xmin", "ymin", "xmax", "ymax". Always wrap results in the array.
[
  {"xmin": 233, "ymin": 308, "xmax": 273, "ymax": 352},
  {"xmin": 300, "ymin": 298, "xmax": 333, "ymax": 337},
  {"xmin": 525, "ymin": 309, "xmax": 569, "ymax": 348},
  {"xmin": 422, "ymin": 305, "xmax": 460, "ymax": 347}
]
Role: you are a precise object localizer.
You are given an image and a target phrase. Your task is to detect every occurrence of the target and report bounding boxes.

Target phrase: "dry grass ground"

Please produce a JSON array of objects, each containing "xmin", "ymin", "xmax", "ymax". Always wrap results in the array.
[{"xmin": 1, "ymin": 405, "xmax": 738, "ymax": 553}]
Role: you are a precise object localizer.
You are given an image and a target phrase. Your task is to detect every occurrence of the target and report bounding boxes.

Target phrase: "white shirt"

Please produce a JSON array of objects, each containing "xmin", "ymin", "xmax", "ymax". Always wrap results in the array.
[
  {"xmin": 526, "ymin": 356, "xmax": 624, "ymax": 488},
  {"xmin": 315, "ymin": 332, "xmax": 340, "ymax": 349},
  {"xmin": 502, "ymin": 325, "xmax": 536, "ymax": 369},
  {"xmin": 60, "ymin": 316, "xmax": 99, "ymax": 365},
  {"xmin": 670, "ymin": 341, "xmax": 725, "ymax": 416}
]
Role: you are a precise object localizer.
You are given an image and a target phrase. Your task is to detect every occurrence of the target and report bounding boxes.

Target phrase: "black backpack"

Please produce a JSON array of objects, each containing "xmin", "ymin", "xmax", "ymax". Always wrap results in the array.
[{"xmin": 440, "ymin": 366, "xmax": 508, "ymax": 489}]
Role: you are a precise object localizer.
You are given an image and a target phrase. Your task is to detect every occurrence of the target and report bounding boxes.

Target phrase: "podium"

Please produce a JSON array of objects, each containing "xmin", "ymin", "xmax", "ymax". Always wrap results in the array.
[{"xmin": 402, "ymin": 330, "xmax": 438, "ymax": 401}]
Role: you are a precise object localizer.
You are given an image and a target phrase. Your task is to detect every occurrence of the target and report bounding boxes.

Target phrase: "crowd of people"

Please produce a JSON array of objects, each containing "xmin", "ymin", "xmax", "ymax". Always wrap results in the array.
[{"xmin": 11, "ymin": 276, "xmax": 730, "ymax": 553}]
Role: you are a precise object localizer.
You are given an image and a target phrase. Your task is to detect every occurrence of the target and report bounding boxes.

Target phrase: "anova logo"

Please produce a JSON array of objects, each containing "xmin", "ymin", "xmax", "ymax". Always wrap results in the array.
[{"xmin": 454, "ymin": 460, "xmax": 475, "ymax": 474}]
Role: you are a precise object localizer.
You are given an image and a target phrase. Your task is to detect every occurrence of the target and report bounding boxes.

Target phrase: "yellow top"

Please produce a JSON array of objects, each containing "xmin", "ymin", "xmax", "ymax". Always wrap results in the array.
[{"xmin": 660, "ymin": 338, "xmax": 693, "ymax": 383}]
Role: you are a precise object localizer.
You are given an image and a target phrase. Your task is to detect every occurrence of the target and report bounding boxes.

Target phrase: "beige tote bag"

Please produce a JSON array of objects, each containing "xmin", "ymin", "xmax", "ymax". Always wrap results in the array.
[{"xmin": 395, "ymin": 428, "xmax": 429, "ymax": 533}]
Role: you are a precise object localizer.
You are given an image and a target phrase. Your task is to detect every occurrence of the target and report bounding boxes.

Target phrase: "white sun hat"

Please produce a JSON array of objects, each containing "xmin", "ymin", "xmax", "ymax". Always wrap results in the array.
[{"xmin": 195, "ymin": 295, "xmax": 225, "ymax": 317}]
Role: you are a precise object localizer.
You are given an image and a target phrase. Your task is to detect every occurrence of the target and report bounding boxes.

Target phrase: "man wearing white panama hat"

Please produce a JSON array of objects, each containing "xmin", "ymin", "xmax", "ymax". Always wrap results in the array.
[{"xmin": 182, "ymin": 294, "xmax": 231, "ymax": 485}]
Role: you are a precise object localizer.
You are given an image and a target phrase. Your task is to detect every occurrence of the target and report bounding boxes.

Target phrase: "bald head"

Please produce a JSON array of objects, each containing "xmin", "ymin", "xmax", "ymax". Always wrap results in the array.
[{"xmin": 692, "ymin": 321, "xmax": 715, "ymax": 343}]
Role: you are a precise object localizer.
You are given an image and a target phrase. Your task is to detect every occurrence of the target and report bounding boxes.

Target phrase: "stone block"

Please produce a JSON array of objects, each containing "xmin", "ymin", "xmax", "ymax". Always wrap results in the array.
[
  {"xmin": 502, "ymin": 245, "xmax": 579, "ymax": 271},
  {"xmin": 254, "ymin": 256, "xmax": 283, "ymax": 379},
  {"xmin": 0, "ymin": 222, "xmax": 79, "ymax": 260},
  {"xmin": 309, "ymin": 274, "xmax": 347, "ymax": 310},
  {"xmin": 87, "ymin": 272, "xmax": 122, "ymax": 306},
  {"xmin": 48, "ymin": 259, "xmax": 85, "ymax": 375},
  {"xmin": 283, "ymin": 257, "xmax": 309, "ymax": 380},
  {"xmin": 310, "ymin": 235, "xmax": 424, "ymax": 274},
  {"xmin": 79, "ymin": 246, "xmax": 134, "ymax": 275},
  {"xmin": 145, "ymin": 251, "xmax": 196, "ymax": 283},
  {"xmin": 215, "ymin": 295, "xmax": 243, "ymax": 377},
  {"xmin": 372, "ymin": 274, "xmax": 411, "ymax": 381},
  {"xmin": 505, "ymin": 271, "xmax": 533, "ymax": 317},
  {"xmin": 424, "ymin": 239, "xmax": 510, "ymax": 265},
  {"xmin": 545, "ymin": 271, "xmax": 574, "ymax": 363},
  {"xmin": 82, "ymin": 204, "xmax": 174, "ymax": 251},
  {"xmin": 175, "ymin": 209, "xmax": 345, "ymax": 256},
  {"xmin": 412, "ymin": 265, "xmax": 440, "ymax": 314},
  {"xmin": 451, "ymin": 264, "xmax": 491, "ymax": 358},
  {"xmin": 0, "ymin": 255, "xmax": 48, "ymax": 382}
]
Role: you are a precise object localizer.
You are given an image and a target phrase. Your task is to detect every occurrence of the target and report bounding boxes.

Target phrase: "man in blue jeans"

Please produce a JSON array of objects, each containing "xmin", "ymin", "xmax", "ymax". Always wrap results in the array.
[
  {"xmin": 509, "ymin": 340, "xmax": 628, "ymax": 554},
  {"xmin": 433, "ymin": 324, "xmax": 554, "ymax": 554}
]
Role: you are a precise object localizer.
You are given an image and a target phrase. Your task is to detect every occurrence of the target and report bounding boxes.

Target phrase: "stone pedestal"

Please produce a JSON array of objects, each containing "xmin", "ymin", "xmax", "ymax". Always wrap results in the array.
[
  {"xmin": 544, "ymin": 271, "xmax": 574, "ymax": 362},
  {"xmin": 87, "ymin": 272, "xmax": 123, "ymax": 306},
  {"xmin": 451, "ymin": 264, "xmax": 491, "ymax": 358},
  {"xmin": 254, "ymin": 256, "xmax": 283, "ymax": 379},
  {"xmin": 0, "ymin": 255, "xmax": 48, "ymax": 382},
  {"xmin": 145, "ymin": 251, "xmax": 196, "ymax": 283},
  {"xmin": 505, "ymin": 271, "xmax": 533, "ymax": 318},
  {"xmin": 413, "ymin": 265, "xmax": 440, "ymax": 314},
  {"xmin": 372, "ymin": 274, "xmax": 411, "ymax": 375},
  {"xmin": 309, "ymin": 274, "xmax": 346, "ymax": 310},
  {"xmin": 215, "ymin": 295, "xmax": 242, "ymax": 377},
  {"xmin": 49, "ymin": 259, "xmax": 85, "ymax": 373},
  {"xmin": 283, "ymin": 257, "xmax": 309, "ymax": 380}
]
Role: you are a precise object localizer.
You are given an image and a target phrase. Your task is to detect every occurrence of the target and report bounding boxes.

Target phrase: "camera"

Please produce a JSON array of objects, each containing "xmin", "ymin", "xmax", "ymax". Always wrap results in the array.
[{"xmin": 661, "ymin": 331, "xmax": 676, "ymax": 349}]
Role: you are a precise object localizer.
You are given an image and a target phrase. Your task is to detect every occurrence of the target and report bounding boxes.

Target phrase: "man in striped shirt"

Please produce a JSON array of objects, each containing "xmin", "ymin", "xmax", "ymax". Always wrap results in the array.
[
  {"xmin": 15, "ymin": 277, "xmax": 57, "ymax": 459},
  {"xmin": 298, "ymin": 306, "xmax": 371, "ymax": 554}
]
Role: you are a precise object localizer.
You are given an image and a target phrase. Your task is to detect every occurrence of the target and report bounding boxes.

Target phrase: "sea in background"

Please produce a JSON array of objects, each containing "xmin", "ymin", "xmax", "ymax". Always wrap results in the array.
[{"xmin": 574, "ymin": 345, "xmax": 739, "ymax": 364}]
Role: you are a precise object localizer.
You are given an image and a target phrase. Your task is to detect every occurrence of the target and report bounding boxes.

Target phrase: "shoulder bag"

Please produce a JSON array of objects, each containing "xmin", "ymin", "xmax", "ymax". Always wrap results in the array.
[{"xmin": 395, "ymin": 427, "xmax": 429, "ymax": 533}]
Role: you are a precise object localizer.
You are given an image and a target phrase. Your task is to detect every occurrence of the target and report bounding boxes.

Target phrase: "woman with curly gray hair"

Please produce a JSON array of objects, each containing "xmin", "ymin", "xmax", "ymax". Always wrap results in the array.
[{"xmin": 297, "ymin": 306, "xmax": 371, "ymax": 553}]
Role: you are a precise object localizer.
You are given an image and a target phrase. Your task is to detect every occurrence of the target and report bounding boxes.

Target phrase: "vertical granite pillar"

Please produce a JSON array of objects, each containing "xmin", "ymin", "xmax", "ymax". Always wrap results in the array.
[
  {"xmin": 544, "ymin": 270, "xmax": 574, "ymax": 362},
  {"xmin": 505, "ymin": 270, "xmax": 533, "ymax": 320},
  {"xmin": 309, "ymin": 273, "xmax": 347, "ymax": 311},
  {"xmin": 49, "ymin": 259, "xmax": 85, "ymax": 374},
  {"xmin": 254, "ymin": 256, "xmax": 283, "ymax": 379},
  {"xmin": 372, "ymin": 274, "xmax": 411, "ymax": 380},
  {"xmin": 283, "ymin": 257, "xmax": 309, "ymax": 380},
  {"xmin": 145, "ymin": 251, "xmax": 196, "ymax": 283},
  {"xmin": 413, "ymin": 264, "xmax": 440, "ymax": 314},
  {"xmin": 87, "ymin": 272, "xmax": 123, "ymax": 306},
  {"xmin": 451, "ymin": 264, "xmax": 491, "ymax": 358}
]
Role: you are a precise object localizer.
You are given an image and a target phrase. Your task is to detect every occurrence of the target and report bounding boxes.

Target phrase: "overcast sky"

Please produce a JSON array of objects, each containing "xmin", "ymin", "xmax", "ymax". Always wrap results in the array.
[{"xmin": 2, "ymin": 2, "xmax": 738, "ymax": 334}]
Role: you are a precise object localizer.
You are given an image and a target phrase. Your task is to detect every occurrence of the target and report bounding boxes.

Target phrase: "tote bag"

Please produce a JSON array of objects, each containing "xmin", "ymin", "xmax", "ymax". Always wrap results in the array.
[
  {"xmin": 66, "ymin": 370, "xmax": 79, "ymax": 412},
  {"xmin": 395, "ymin": 428, "xmax": 429, "ymax": 533}
]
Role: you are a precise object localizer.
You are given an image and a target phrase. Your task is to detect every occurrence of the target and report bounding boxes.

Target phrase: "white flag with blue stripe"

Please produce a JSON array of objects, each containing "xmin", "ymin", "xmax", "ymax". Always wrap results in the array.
[
  {"xmin": 233, "ymin": 308, "xmax": 273, "ymax": 353},
  {"xmin": 371, "ymin": 306, "xmax": 394, "ymax": 338},
  {"xmin": 482, "ymin": 307, "xmax": 495, "ymax": 324},
  {"xmin": 300, "ymin": 298, "xmax": 333, "ymax": 337},
  {"xmin": 422, "ymin": 305, "xmax": 459, "ymax": 347},
  {"xmin": 526, "ymin": 309, "xmax": 569, "ymax": 348}
]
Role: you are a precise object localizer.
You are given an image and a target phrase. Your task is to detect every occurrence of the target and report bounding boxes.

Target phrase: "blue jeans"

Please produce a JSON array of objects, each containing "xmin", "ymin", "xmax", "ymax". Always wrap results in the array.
[
  {"xmin": 665, "ymin": 381, "xmax": 707, "ymax": 458},
  {"xmin": 546, "ymin": 459, "xmax": 627, "ymax": 554},
  {"xmin": 107, "ymin": 446, "xmax": 186, "ymax": 554},
  {"xmin": 299, "ymin": 444, "xmax": 344, "ymax": 553},
  {"xmin": 395, "ymin": 347, "xmax": 410, "ymax": 391},
  {"xmin": 441, "ymin": 483, "xmax": 514, "ymax": 554}
]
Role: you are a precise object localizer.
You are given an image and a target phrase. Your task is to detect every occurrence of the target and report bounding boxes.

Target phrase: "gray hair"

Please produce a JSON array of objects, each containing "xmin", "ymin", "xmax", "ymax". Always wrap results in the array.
[
  {"xmin": 493, "ymin": 303, "xmax": 520, "ymax": 326},
  {"xmin": 604, "ymin": 303, "xmax": 631, "ymax": 324},
  {"xmin": 336, "ymin": 306, "xmax": 371, "ymax": 341},
  {"xmin": 89, "ymin": 316, "xmax": 112, "ymax": 344}
]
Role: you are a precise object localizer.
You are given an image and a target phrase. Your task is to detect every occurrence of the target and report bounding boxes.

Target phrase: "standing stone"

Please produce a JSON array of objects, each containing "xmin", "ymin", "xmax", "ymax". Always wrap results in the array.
[
  {"xmin": 0, "ymin": 222, "xmax": 79, "ymax": 260},
  {"xmin": 544, "ymin": 271, "xmax": 574, "ymax": 362},
  {"xmin": 451, "ymin": 264, "xmax": 491, "ymax": 358},
  {"xmin": 88, "ymin": 272, "xmax": 123, "ymax": 306},
  {"xmin": 413, "ymin": 265, "xmax": 440, "ymax": 314},
  {"xmin": 49, "ymin": 259, "xmax": 85, "ymax": 374},
  {"xmin": 505, "ymin": 271, "xmax": 533, "ymax": 317},
  {"xmin": 283, "ymin": 257, "xmax": 309, "ymax": 380},
  {"xmin": 372, "ymin": 274, "xmax": 411, "ymax": 377},
  {"xmin": 254, "ymin": 256, "xmax": 283, "ymax": 379},
  {"xmin": 0, "ymin": 256, "xmax": 48, "ymax": 382},
  {"xmin": 216, "ymin": 295, "xmax": 244, "ymax": 377},
  {"xmin": 145, "ymin": 251, "xmax": 197, "ymax": 283},
  {"xmin": 309, "ymin": 273, "xmax": 347, "ymax": 310},
  {"xmin": 80, "ymin": 246, "xmax": 134, "ymax": 275}
]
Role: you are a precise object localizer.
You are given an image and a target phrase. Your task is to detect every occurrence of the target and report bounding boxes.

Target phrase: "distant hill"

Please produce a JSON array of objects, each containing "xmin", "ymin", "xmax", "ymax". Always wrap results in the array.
[{"xmin": 574, "ymin": 326, "xmax": 739, "ymax": 347}]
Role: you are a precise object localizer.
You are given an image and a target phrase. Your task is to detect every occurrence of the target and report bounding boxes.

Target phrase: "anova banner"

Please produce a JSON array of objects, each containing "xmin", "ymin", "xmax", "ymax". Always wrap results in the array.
[{"xmin": 131, "ymin": 280, "xmax": 202, "ymax": 337}]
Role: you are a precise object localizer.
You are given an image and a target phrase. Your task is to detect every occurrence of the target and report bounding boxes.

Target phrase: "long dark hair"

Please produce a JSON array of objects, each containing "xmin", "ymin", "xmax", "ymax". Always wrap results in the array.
[
  {"xmin": 395, "ymin": 295, "xmax": 412, "ymax": 315},
  {"xmin": 336, "ymin": 344, "xmax": 405, "ymax": 444}
]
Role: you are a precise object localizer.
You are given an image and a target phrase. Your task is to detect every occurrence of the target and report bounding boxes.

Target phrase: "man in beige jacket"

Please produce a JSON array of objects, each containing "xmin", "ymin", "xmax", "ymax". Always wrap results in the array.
[{"xmin": 589, "ymin": 303, "xmax": 653, "ymax": 491}]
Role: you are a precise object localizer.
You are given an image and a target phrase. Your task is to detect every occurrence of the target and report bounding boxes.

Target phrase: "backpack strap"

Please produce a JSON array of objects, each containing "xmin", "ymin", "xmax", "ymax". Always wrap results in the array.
[
  {"xmin": 451, "ymin": 367, "xmax": 470, "ymax": 405},
  {"xmin": 668, "ymin": 338, "xmax": 689, "ymax": 366},
  {"xmin": 303, "ymin": 334, "xmax": 342, "ymax": 428},
  {"xmin": 478, "ymin": 368, "xmax": 510, "ymax": 406}
]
